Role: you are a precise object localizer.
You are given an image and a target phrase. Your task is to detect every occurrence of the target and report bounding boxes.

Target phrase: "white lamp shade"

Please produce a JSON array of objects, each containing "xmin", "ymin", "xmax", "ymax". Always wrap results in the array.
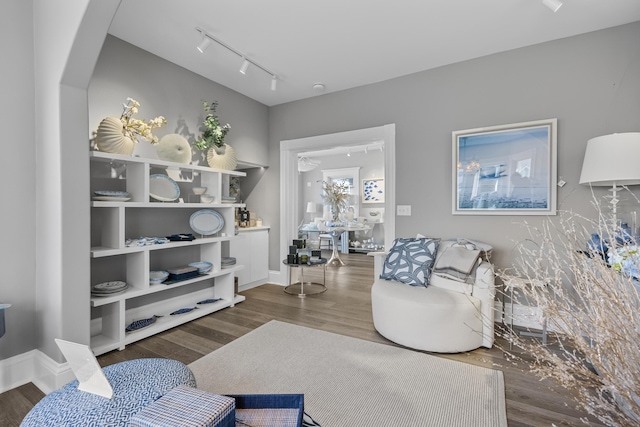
[
  {"xmin": 306, "ymin": 202, "xmax": 317, "ymax": 213},
  {"xmin": 579, "ymin": 133, "xmax": 640, "ymax": 186}
]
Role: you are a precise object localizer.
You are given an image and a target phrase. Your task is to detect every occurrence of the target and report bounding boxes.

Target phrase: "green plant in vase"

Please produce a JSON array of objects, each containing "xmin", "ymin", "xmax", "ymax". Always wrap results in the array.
[{"xmin": 195, "ymin": 100, "xmax": 237, "ymax": 170}]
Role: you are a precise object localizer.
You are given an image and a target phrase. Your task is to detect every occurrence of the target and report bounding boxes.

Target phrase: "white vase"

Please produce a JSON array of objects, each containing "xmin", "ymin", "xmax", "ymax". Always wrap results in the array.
[
  {"xmin": 207, "ymin": 144, "xmax": 238, "ymax": 170},
  {"xmin": 95, "ymin": 116, "xmax": 135, "ymax": 155},
  {"xmin": 156, "ymin": 134, "xmax": 192, "ymax": 164}
]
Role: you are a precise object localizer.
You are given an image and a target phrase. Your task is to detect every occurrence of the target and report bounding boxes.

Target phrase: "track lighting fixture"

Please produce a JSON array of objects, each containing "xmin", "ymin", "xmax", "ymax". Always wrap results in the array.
[
  {"xmin": 542, "ymin": 0, "xmax": 562, "ymax": 12},
  {"xmin": 239, "ymin": 58, "xmax": 250, "ymax": 75},
  {"xmin": 197, "ymin": 35, "xmax": 212, "ymax": 53},
  {"xmin": 195, "ymin": 27, "xmax": 279, "ymax": 91}
]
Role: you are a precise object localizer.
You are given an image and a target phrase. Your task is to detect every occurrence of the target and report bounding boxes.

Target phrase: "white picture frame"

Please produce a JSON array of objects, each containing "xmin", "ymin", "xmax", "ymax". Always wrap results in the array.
[
  {"xmin": 452, "ymin": 119, "xmax": 557, "ymax": 215},
  {"xmin": 362, "ymin": 178, "xmax": 385, "ymax": 203}
]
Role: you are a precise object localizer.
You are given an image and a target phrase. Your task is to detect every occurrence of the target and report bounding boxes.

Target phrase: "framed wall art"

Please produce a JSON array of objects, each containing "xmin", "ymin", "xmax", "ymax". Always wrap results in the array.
[
  {"xmin": 362, "ymin": 178, "xmax": 385, "ymax": 203},
  {"xmin": 452, "ymin": 118, "xmax": 557, "ymax": 215}
]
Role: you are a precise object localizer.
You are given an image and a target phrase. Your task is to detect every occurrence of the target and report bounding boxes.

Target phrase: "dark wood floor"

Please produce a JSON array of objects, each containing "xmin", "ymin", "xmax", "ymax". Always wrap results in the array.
[{"xmin": 1, "ymin": 252, "xmax": 605, "ymax": 426}]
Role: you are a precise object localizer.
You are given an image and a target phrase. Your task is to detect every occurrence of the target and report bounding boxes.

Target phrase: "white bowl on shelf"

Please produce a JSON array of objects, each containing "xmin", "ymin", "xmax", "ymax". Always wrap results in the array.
[
  {"xmin": 149, "ymin": 270, "xmax": 169, "ymax": 284},
  {"xmin": 193, "ymin": 186, "xmax": 207, "ymax": 195},
  {"xmin": 188, "ymin": 261, "xmax": 213, "ymax": 274},
  {"xmin": 200, "ymin": 194, "xmax": 215, "ymax": 204}
]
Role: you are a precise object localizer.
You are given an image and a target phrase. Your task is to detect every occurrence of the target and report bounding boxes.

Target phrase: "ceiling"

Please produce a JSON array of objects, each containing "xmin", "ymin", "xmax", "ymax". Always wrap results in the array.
[{"xmin": 109, "ymin": 0, "xmax": 640, "ymax": 107}]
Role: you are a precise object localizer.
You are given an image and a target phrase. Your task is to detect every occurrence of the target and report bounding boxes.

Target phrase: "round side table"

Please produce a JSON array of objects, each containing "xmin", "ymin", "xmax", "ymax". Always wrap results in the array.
[{"xmin": 283, "ymin": 258, "xmax": 327, "ymax": 298}]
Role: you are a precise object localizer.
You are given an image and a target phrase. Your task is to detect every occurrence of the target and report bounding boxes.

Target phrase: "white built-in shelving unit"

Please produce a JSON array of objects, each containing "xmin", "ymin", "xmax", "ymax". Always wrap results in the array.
[{"xmin": 89, "ymin": 151, "xmax": 246, "ymax": 356}]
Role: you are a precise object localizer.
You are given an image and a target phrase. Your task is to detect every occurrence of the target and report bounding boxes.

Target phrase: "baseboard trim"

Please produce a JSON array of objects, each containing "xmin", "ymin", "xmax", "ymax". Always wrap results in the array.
[
  {"xmin": 238, "ymin": 279, "xmax": 267, "ymax": 292},
  {"xmin": 0, "ymin": 350, "xmax": 37, "ymax": 394},
  {"xmin": 0, "ymin": 349, "xmax": 72, "ymax": 395},
  {"xmin": 267, "ymin": 269, "xmax": 285, "ymax": 286}
]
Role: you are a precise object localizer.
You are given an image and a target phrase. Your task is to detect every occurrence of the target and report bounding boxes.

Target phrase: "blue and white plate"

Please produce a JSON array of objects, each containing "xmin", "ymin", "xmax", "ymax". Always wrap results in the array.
[
  {"xmin": 149, "ymin": 174, "xmax": 180, "ymax": 202},
  {"xmin": 94, "ymin": 190, "xmax": 129, "ymax": 198},
  {"xmin": 93, "ymin": 196, "xmax": 132, "ymax": 202},
  {"xmin": 189, "ymin": 209, "xmax": 224, "ymax": 236}
]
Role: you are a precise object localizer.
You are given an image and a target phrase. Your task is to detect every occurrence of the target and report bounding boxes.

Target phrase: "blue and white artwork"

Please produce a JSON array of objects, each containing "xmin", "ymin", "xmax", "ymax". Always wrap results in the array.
[
  {"xmin": 363, "ymin": 178, "xmax": 385, "ymax": 203},
  {"xmin": 453, "ymin": 119, "xmax": 557, "ymax": 215}
]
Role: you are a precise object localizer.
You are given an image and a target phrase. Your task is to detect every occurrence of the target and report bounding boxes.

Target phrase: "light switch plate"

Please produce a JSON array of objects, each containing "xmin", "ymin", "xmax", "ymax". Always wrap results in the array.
[{"xmin": 397, "ymin": 205, "xmax": 411, "ymax": 216}]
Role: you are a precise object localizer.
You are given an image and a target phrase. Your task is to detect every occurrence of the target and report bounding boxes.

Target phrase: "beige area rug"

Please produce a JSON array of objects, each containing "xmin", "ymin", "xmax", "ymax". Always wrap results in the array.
[{"xmin": 189, "ymin": 320, "xmax": 507, "ymax": 427}]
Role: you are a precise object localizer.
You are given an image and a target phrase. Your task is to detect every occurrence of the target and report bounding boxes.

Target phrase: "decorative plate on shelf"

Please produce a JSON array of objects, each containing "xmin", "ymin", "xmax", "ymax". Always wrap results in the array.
[
  {"xmin": 189, "ymin": 209, "xmax": 224, "ymax": 236},
  {"xmin": 221, "ymin": 196, "xmax": 237, "ymax": 204},
  {"xmin": 93, "ymin": 196, "xmax": 132, "ymax": 202},
  {"xmin": 221, "ymin": 257, "xmax": 236, "ymax": 269},
  {"xmin": 91, "ymin": 280, "xmax": 128, "ymax": 295},
  {"xmin": 125, "ymin": 315, "xmax": 161, "ymax": 332},
  {"xmin": 94, "ymin": 190, "xmax": 129, "ymax": 198},
  {"xmin": 149, "ymin": 174, "xmax": 180, "ymax": 202}
]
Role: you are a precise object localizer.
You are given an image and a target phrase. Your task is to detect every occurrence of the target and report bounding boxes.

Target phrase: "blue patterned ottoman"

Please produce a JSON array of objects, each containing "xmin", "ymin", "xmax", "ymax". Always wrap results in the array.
[{"xmin": 21, "ymin": 358, "xmax": 197, "ymax": 427}]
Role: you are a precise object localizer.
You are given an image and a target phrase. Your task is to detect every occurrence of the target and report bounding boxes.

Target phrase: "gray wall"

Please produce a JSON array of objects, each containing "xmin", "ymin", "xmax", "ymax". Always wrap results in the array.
[
  {"xmin": 0, "ymin": 0, "xmax": 36, "ymax": 358},
  {"xmin": 89, "ymin": 36, "xmax": 269, "ymax": 167},
  {"xmin": 268, "ymin": 22, "xmax": 640, "ymax": 271},
  {"xmin": 299, "ymin": 149, "xmax": 385, "ymax": 219}
]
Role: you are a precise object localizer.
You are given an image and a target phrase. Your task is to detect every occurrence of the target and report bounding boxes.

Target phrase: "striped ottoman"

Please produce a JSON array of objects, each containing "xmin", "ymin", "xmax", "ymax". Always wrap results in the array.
[{"xmin": 21, "ymin": 358, "xmax": 196, "ymax": 427}]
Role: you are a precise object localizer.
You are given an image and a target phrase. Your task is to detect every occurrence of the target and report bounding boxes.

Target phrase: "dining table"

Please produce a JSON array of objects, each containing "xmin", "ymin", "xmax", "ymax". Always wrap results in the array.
[{"xmin": 317, "ymin": 222, "xmax": 372, "ymax": 266}]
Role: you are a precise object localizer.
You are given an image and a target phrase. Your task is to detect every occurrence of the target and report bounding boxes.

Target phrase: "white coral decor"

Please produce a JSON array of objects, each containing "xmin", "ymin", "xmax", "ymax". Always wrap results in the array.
[{"xmin": 119, "ymin": 98, "xmax": 166, "ymax": 144}]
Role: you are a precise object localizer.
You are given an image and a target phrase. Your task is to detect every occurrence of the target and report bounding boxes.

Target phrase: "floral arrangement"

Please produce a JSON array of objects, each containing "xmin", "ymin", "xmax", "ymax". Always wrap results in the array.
[
  {"xmin": 195, "ymin": 100, "xmax": 231, "ymax": 151},
  {"xmin": 321, "ymin": 180, "xmax": 350, "ymax": 220},
  {"xmin": 498, "ymin": 208, "xmax": 640, "ymax": 426},
  {"xmin": 607, "ymin": 245, "xmax": 640, "ymax": 280},
  {"xmin": 120, "ymin": 98, "xmax": 166, "ymax": 144}
]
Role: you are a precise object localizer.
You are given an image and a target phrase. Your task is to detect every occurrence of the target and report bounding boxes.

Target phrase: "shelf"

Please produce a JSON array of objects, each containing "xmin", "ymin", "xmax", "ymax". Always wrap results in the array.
[
  {"xmin": 91, "ymin": 201, "xmax": 245, "ymax": 208},
  {"xmin": 90, "ymin": 265, "xmax": 244, "ymax": 307},
  {"xmin": 89, "ymin": 151, "xmax": 246, "ymax": 354},
  {"xmin": 122, "ymin": 296, "xmax": 241, "ymax": 345},
  {"xmin": 91, "ymin": 236, "xmax": 238, "ymax": 258},
  {"xmin": 91, "ymin": 334, "xmax": 120, "ymax": 356},
  {"xmin": 90, "ymin": 151, "xmax": 246, "ymax": 177},
  {"xmin": 91, "ymin": 294, "xmax": 246, "ymax": 356}
]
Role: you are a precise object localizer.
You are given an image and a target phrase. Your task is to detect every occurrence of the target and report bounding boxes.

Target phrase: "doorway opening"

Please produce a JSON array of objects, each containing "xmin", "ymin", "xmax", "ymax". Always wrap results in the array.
[{"xmin": 279, "ymin": 124, "xmax": 396, "ymax": 284}]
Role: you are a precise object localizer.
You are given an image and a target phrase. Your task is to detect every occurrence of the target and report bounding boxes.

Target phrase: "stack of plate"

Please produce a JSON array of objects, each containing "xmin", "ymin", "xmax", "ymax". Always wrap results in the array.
[
  {"xmin": 93, "ymin": 190, "xmax": 131, "ymax": 202},
  {"xmin": 91, "ymin": 280, "xmax": 128, "ymax": 297},
  {"xmin": 221, "ymin": 196, "xmax": 237, "ymax": 204},
  {"xmin": 221, "ymin": 257, "xmax": 236, "ymax": 269}
]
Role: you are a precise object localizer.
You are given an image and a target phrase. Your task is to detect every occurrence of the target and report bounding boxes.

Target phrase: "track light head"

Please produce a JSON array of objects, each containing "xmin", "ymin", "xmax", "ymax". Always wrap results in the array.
[
  {"xmin": 197, "ymin": 36, "xmax": 211, "ymax": 53},
  {"xmin": 195, "ymin": 27, "xmax": 278, "ymax": 91},
  {"xmin": 239, "ymin": 58, "xmax": 250, "ymax": 75},
  {"xmin": 542, "ymin": 0, "xmax": 562, "ymax": 12}
]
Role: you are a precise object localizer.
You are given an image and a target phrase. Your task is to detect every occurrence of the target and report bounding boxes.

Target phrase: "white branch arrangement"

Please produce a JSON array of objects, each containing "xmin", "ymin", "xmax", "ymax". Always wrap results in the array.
[{"xmin": 496, "ymin": 205, "xmax": 640, "ymax": 426}]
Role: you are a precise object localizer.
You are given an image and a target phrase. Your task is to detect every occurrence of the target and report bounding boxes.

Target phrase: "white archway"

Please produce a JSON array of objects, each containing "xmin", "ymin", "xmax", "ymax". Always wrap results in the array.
[{"xmin": 279, "ymin": 124, "xmax": 396, "ymax": 284}]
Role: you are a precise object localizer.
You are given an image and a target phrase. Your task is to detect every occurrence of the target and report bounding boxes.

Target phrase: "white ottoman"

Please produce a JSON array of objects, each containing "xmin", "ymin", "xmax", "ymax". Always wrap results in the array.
[{"xmin": 371, "ymin": 279, "xmax": 483, "ymax": 353}]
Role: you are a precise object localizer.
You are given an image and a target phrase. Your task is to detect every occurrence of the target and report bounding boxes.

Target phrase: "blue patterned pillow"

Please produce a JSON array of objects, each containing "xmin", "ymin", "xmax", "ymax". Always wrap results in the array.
[{"xmin": 380, "ymin": 238, "xmax": 439, "ymax": 286}]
